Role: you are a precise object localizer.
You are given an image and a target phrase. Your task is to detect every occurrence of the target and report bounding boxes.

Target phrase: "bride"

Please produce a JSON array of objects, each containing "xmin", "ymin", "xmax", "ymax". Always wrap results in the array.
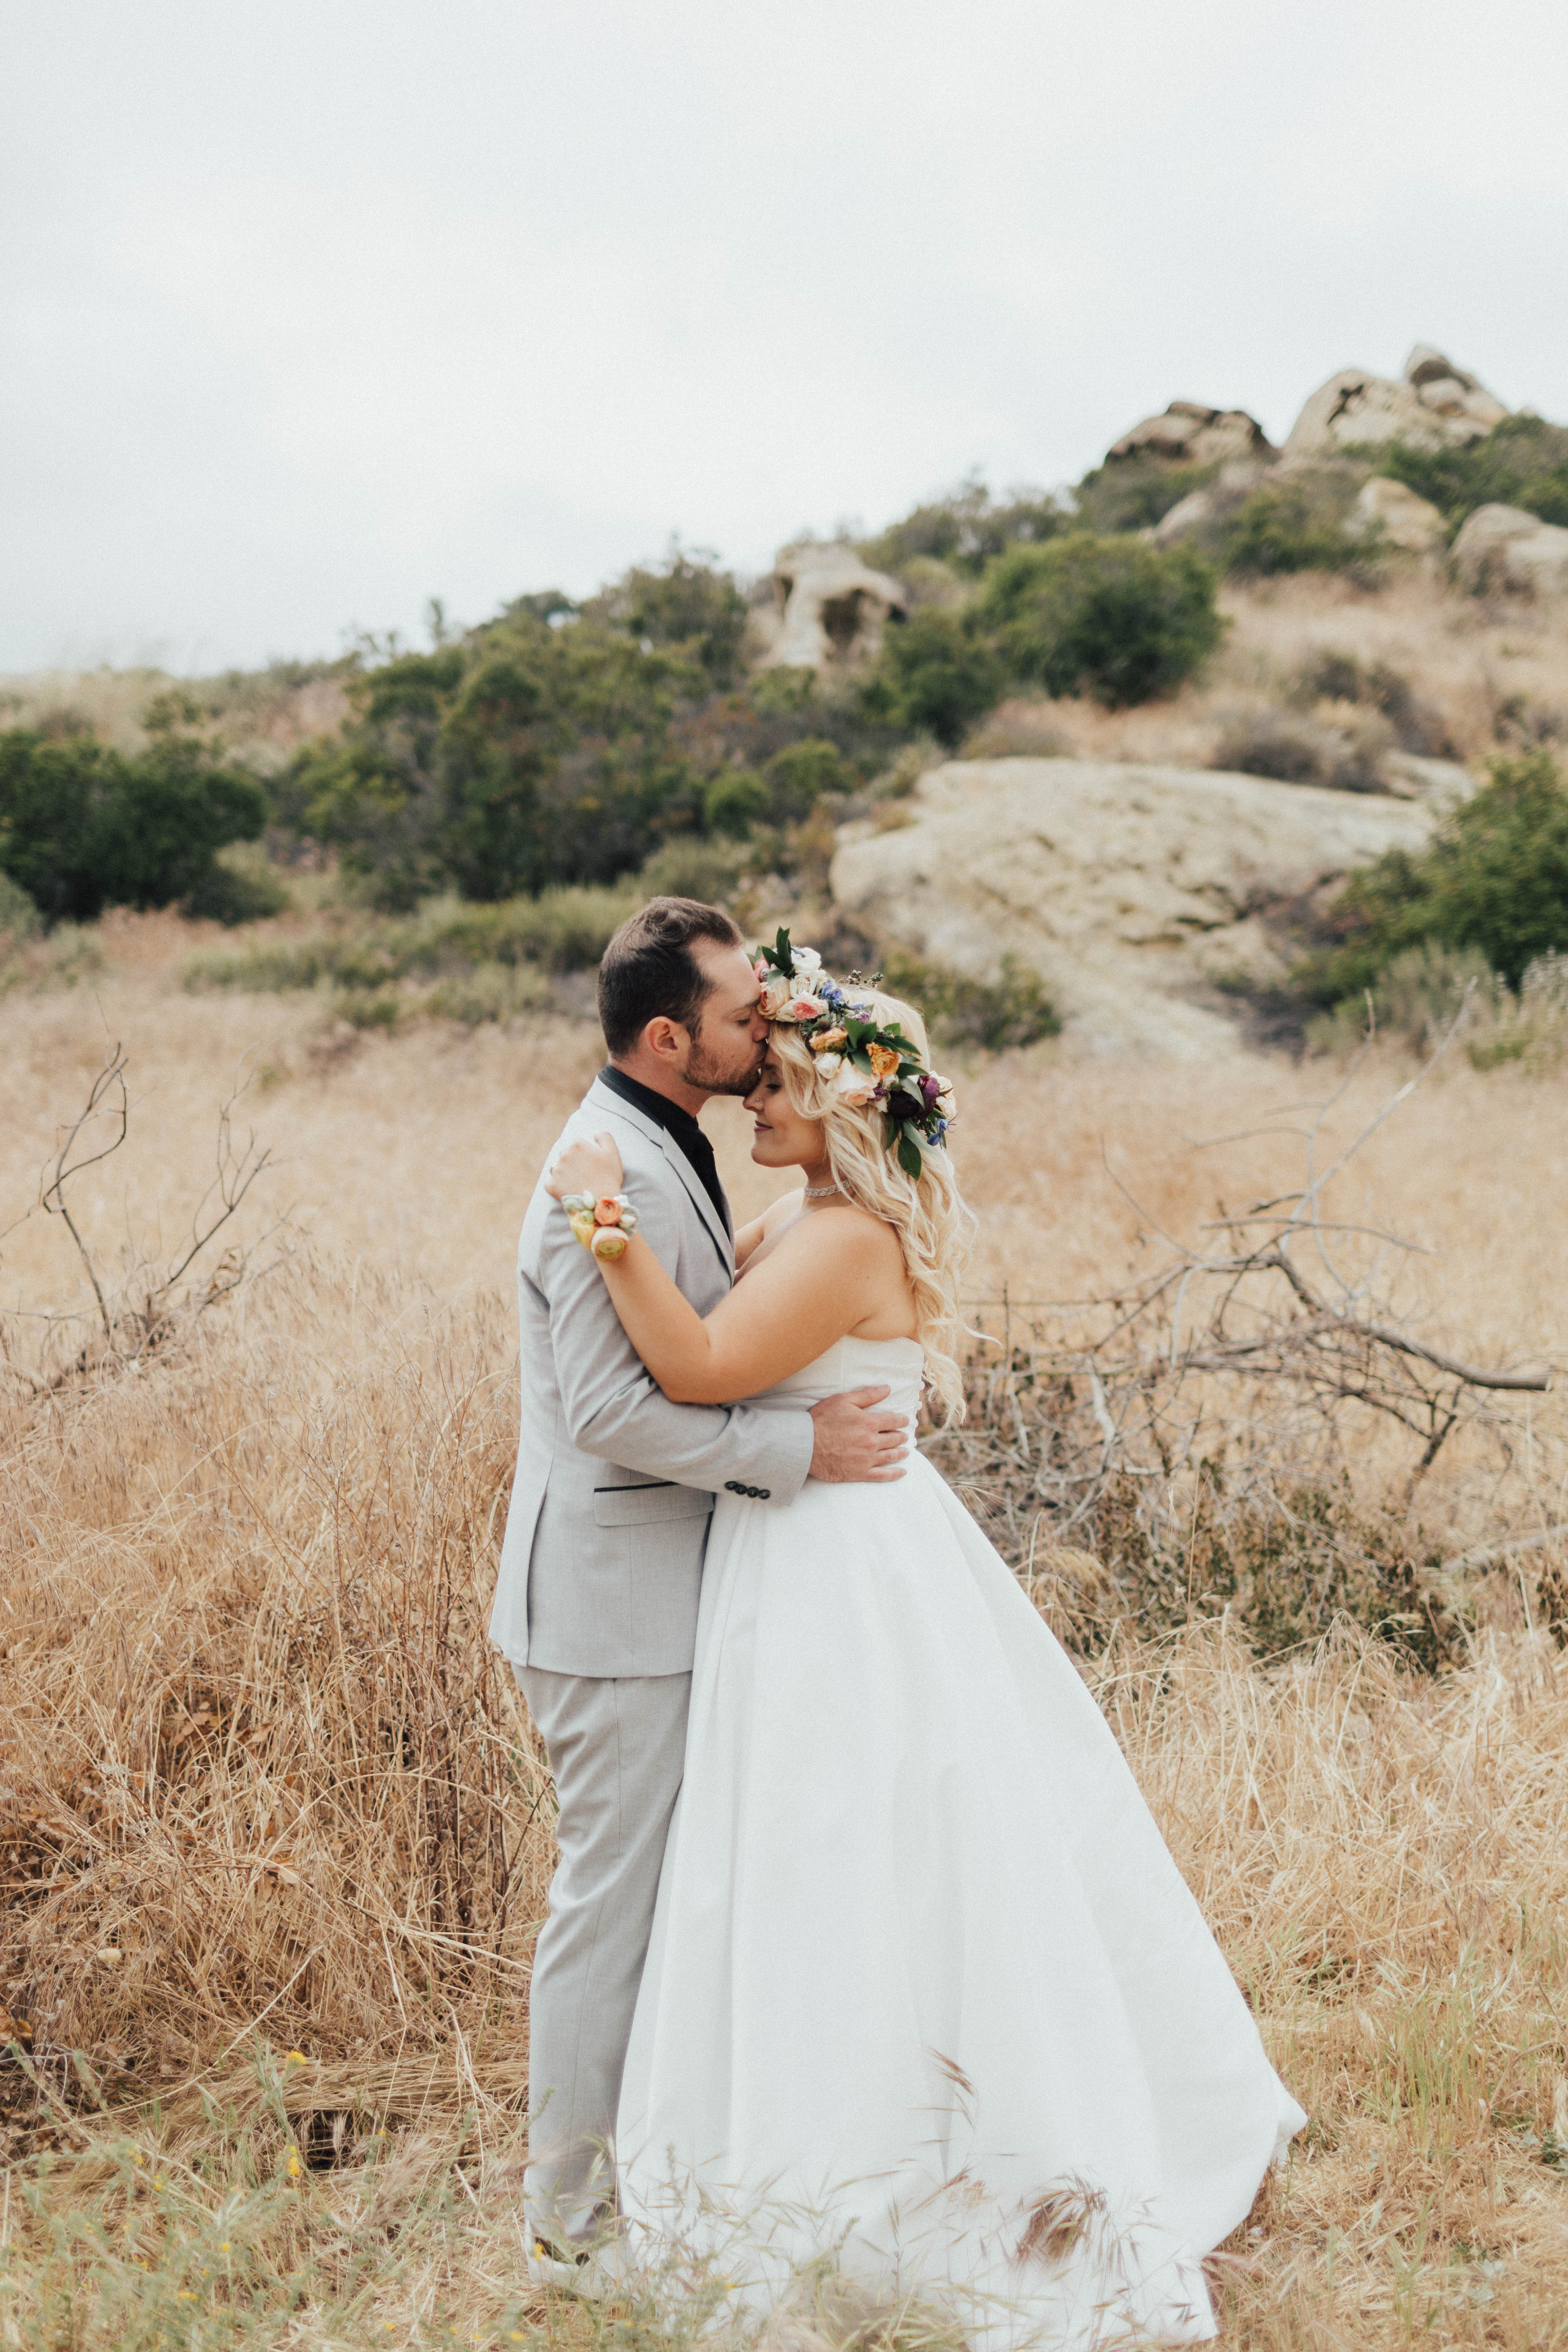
[{"xmin": 545, "ymin": 935, "xmax": 1305, "ymax": 2349}]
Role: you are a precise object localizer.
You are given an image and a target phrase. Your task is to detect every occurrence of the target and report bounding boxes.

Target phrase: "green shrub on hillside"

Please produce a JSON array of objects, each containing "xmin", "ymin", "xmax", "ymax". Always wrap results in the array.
[
  {"xmin": 1299, "ymin": 750, "xmax": 1568, "ymax": 1004},
  {"xmin": 1363, "ymin": 413, "xmax": 1568, "ymax": 535},
  {"xmin": 0, "ymin": 729, "xmax": 266, "ymax": 922},
  {"xmin": 1069, "ymin": 456, "xmax": 1218, "ymax": 537},
  {"xmin": 860, "ymin": 610, "xmax": 1004, "ymax": 747},
  {"xmin": 184, "ymin": 882, "xmax": 635, "ymax": 999},
  {"xmin": 858, "ymin": 479, "xmax": 1067, "ymax": 578},
  {"xmin": 285, "ymin": 617, "xmax": 709, "ymax": 908},
  {"xmin": 580, "ymin": 546, "xmax": 750, "ymax": 687},
  {"xmin": 978, "ymin": 535, "xmax": 1223, "ymax": 708},
  {"xmin": 1217, "ymin": 477, "xmax": 1365, "ymax": 576},
  {"xmin": 761, "ymin": 737, "xmax": 859, "ymax": 817},
  {"xmin": 881, "ymin": 946, "xmax": 1060, "ymax": 1051}
]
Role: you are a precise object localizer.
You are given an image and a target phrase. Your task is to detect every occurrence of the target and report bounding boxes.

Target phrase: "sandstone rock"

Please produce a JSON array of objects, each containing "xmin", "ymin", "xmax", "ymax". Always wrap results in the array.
[
  {"xmin": 831, "ymin": 757, "xmax": 1433, "ymax": 1058},
  {"xmin": 1285, "ymin": 345, "xmax": 1507, "ymax": 457},
  {"xmin": 1348, "ymin": 477, "xmax": 1446, "ymax": 555},
  {"xmin": 1451, "ymin": 503, "xmax": 1568, "ymax": 596},
  {"xmin": 1152, "ymin": 488, "xmax": 1216, "ymax": 547},
  {"xmin": 1377, "ymin": 753, "xmax": 1477, "ymax": 805},
  {"xmin": 756, "ymin": 541, "xmax": 908, "ymax": 671},
  {"xmin": 1151, "ymin": 459, "xmax": 1274, "ymax": 548},
  {"xmin": 1106, "ymin": 403, "xmax": 1276, "ymax": 468}
]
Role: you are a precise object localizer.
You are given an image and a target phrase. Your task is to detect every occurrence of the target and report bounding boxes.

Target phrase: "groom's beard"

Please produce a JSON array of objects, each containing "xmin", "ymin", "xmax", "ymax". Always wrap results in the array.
[{"xmin": 684, "ymin": 1035, "xmax": 768, "ymax": 1098}]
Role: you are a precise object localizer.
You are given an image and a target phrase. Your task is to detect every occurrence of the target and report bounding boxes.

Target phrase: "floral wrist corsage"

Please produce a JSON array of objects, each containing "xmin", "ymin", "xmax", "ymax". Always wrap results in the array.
[{"xmin": 561, "ymin": 1192, "xmax": 639, "ymax": 1261}]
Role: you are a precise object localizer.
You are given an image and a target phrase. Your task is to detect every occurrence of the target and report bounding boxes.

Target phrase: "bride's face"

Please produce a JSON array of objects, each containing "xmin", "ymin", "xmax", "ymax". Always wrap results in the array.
[{"xmin": 744, "ymin": 1051, "xmax": 829, "ymax": 1174}]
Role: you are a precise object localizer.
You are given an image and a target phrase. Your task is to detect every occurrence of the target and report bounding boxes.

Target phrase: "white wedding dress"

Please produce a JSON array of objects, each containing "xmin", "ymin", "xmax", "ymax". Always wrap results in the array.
[{"xmin": 617, "ymin": 1337, "xmax": 1305, "ymax": 2348}]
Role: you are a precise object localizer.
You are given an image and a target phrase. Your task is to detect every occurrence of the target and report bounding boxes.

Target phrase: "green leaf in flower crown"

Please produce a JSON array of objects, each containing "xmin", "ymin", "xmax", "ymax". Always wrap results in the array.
[{"xmin": 895, "ymin": 1131, "xmax": 925, "ymax": 1180}]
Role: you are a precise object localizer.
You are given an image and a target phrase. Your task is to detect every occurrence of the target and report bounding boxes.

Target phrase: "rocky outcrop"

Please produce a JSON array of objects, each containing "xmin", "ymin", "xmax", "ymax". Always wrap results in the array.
[
  {"xmin": 1106, "ymin": 402, "xmax": 1276, "ymax": 468},
  {"xmin": 1348, "ymin": 477, "xmax": 1446, "ymax": 555},
  {"xmin": 1451, "ymin": 503, "xmax": 1568, "ymax": 596},
  {"xmin": 755, "ymin": 541, "xmax": 908, "ymax": 671},
  {"xmin": 1285, "ymin": 345, "xmax": 1507, "ymax": 457},
  {"xmin": 1150, "ymin": 458, "xmax": 1272, "ymax": 547},
  {"xmin": 832, "ymin": 757, "xmax": 1435, "ymax": 1058}
]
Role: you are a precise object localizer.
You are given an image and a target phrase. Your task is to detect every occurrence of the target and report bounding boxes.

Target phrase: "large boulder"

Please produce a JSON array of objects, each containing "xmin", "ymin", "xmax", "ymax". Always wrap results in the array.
[
  {"xmin": 1105, "ymin": 401, "xmax": 1276, "ymax": 468},
  {"xmin": 755, "ymin": 541, "xmax": 908, "ymax": 672},
  {"xmin": 831, "ymin": 757, "xmax": 1434, "ymax": 1058},
  {"xmin": 1285, "ymin": 345, "xmax": 1507, "ymax": 457},
  {"xmin": 1347, "ymin": 476, "xmax": 1446, "ymax": 555},
  {"xmin": 1451, "ymin": 503, "xmax": 1568, "ymax": 596}
]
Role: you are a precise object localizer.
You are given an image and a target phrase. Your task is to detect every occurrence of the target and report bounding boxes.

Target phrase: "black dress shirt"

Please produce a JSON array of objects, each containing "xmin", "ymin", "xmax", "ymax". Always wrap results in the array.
[{"xmin": 597, "ymin": 1066, "xmax": 733, "ymax": 1237}]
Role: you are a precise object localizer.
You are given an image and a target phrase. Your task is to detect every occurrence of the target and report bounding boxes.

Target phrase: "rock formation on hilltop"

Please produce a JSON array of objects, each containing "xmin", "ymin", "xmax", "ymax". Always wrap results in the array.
[
  {"xmin": 1284, "ymin": 345, "xmax": 1508, "ymax": 457},
  {"xmin": 754, "ymin": 541, "xmax": 908, "ymax": 671},
  {"xmin": 1105, "ymin": 402, "xmax": 1277, "ymax": 468}
]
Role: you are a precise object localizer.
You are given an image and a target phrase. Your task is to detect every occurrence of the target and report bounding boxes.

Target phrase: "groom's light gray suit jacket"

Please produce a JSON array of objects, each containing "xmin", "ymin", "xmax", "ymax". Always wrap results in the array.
[{"xmin": 488, "ymin": 1076, "xmax": 815, "ymax": 1679}]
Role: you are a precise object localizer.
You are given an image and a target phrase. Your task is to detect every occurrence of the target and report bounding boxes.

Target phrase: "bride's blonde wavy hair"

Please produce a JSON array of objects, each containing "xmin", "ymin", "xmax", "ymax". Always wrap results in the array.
[{"xmin": 768, "ymin": 991, "xmax": 976, "ymax": 1422}]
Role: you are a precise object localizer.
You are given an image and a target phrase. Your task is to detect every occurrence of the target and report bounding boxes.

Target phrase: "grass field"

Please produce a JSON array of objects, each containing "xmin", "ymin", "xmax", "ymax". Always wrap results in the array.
[{"xmin": 2, "ymin": 918, "xmax": 1567, "ymax": 2350}]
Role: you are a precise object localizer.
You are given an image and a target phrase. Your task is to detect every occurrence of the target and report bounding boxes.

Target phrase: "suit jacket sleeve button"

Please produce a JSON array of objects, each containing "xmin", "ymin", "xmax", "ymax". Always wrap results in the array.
[{"xmin": 757, "ymin": 1488, "xmax": 770, "ymax": 1499}]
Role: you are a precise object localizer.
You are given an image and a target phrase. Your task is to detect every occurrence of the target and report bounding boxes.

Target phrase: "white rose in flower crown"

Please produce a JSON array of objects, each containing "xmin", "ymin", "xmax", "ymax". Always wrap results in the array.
[
  {"xmin": 757, "ymin": 976, "xmax": 794, "ymax": 1018},
  {"xmin": 813, "ymin": 1051, "xmax": 844, "ymax": 1079},
  {"xmin": 936, "ymin": 1085, "xmax": 957, "ymax": 1124},
  {"xmin": 834, "ymin": 1062, "xmax": 878, "ymax": 1105},
  {"xmin": 790, "ymin": 945, "xmax": 823, "ymax": 974}
]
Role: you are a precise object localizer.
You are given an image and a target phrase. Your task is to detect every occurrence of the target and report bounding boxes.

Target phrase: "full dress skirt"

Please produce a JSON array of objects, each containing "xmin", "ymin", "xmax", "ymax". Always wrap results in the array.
[{"xmin": 616, "ymin": 1339, "xmax": 1305, "ymax": 2348}]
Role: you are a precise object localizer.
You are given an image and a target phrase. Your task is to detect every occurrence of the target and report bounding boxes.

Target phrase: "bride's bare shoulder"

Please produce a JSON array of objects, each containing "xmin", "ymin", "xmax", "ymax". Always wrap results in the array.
[{"xmin": 770, "ymin": 1199, "xmax": 902, "ymax": 1268}]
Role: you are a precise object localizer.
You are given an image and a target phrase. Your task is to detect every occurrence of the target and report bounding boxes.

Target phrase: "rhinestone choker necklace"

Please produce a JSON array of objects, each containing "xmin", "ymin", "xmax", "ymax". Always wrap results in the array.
[{"xmin": 802, "ymin": 1183, "xmax": 843, "ymax": 1199}]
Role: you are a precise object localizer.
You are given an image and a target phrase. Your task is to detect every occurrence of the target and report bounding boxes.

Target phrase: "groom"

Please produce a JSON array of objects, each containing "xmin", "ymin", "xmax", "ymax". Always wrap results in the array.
[{"xmin": 488, "ymin": 895, "xmax": 909, "ymax": 2282}]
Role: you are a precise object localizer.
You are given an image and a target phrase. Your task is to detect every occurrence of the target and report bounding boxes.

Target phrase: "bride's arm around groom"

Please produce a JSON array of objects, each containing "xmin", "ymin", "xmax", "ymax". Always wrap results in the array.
[{"xmin": 486, "ymin": 896, "xmax": 905, "ymax": 2274}]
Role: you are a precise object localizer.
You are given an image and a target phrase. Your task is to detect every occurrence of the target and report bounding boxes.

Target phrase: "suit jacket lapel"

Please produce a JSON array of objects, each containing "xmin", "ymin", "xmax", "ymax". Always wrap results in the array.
[
  {"xmin": 658, "ymin": 1129, "xmax": 735, "ymax": 1278},
  {"xmin": 585, "ymin": 1077, "xmax": 734, "ymax": 1281}
]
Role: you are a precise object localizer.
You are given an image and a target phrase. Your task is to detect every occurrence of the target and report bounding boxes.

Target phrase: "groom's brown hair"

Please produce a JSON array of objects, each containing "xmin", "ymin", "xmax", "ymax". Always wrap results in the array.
[{"xmin": 598, "ymin": 897, "xmax": 745, "ymax": 1058}]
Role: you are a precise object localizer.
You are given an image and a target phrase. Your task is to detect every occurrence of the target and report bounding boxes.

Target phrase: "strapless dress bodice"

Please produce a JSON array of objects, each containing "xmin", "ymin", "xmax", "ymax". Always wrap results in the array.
[{"xmin": 748, "ymin": 1334, "xmax": 924, "ymax": 1423}]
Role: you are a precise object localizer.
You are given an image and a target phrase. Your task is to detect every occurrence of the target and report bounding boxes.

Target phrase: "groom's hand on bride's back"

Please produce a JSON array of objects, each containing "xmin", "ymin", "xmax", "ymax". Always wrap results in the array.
[{"xmin": 808, "ymin": 1387, "xmax": 909, "ymax": 1483}]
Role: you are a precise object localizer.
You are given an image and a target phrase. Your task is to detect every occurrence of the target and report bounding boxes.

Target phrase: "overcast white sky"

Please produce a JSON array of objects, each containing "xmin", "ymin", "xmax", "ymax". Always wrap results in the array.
[{"xmin": 2, "ymin": 0, "xmax": 1566, "ymax": 675}]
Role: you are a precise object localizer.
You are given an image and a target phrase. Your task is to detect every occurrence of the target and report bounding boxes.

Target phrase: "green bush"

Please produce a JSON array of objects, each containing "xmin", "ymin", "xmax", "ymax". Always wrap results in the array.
[
  {"xmin": 1069, "ymin": 456, "xmax": 1218, "ymax": 537},
  {"xmin": 858, "ymin": 478, "xmax": 1067, "ymax": 578},
  {"xmin": 861, "ymin": 611, "xmax": 1004, "ymax": 747},
  {"xmin": 184, "ymin": 883, "xmax": 635, "ymax": 998},
  {"xmin": 0, "ymin": 729, "xmax": 266, "ymax": 922},
  {"xmin": 1299, "ymin": 750, "xmax": 1568, "ymax": 1004},
  {"xmin": 881, "ymin": 947, "xmax": 1060, "ymax": 1051},
  {"xmin": 285, "ymin": 617, "xmax": 708, "ymax": 908},
  {"xmin": 977, "ymin": 535, "xmax": 1223, "ymax": 708},
  {"xmin": 580, "ymin": 546, "xmax": 750, "ymax": 687},
  {"xmin": 1217, "ymin": 478, "xmax": 1364, "ymax": 576},
  {"xmin": 761, "ymin": 737, "xmax": 858, "ymax": 816},
  {"xmin": 1362, "ymin": 413, "xmax": 1568, "ymax": 535},
  {"xmin": 702, "ymin": 767, "xmax": 768, "ymax": 838}
]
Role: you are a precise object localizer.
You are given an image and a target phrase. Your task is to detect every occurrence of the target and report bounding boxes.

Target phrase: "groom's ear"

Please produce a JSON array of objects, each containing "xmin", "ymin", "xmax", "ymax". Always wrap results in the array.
[{"xmin": 641, "ymin": 1015, "xmax": 691, "ymax": 1066}]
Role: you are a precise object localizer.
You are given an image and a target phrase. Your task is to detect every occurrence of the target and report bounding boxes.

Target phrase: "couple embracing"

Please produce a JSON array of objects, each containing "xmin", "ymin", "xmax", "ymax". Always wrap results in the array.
[{"xmin": 488, "ymin": 897, "xmax": 1303, "ymax": 2349}]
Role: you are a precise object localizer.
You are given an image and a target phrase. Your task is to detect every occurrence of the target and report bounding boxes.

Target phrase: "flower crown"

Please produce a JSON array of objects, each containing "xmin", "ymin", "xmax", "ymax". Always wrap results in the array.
[{"xmin": 753, "ymin": 927, "xmax": 955, "ymax": 1180}]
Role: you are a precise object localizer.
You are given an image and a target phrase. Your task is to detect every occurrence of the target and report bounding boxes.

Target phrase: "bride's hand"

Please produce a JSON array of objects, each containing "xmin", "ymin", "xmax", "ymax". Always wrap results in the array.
[{"xmin": 546, "ymin": 1131, "xmax": 626, "ymax": 1204}]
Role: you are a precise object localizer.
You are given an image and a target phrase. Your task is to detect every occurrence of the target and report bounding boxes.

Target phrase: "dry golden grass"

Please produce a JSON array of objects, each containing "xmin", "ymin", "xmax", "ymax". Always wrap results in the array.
[
  {"xmin": 959, "ymin": 569, "xmax": 1568, "ymax": 775},
  {"xmin": 3, "ymin": 925, "xmax": 1568, "ymax": 2348}
]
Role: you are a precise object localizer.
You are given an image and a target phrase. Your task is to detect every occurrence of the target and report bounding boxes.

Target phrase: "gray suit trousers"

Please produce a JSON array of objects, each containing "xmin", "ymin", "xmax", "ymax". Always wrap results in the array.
[{"xmin": 518, "ymin": 1664, "xmax": 690, "ymax": 2247}]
